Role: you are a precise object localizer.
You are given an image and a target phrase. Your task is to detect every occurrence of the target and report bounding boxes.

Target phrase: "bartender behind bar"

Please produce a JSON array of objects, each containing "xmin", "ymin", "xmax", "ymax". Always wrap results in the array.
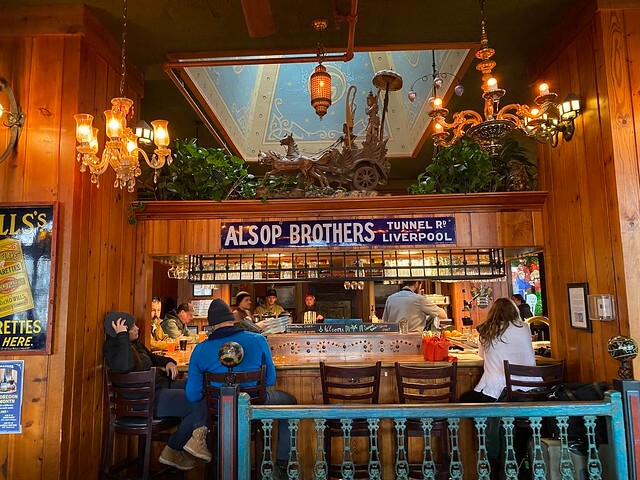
[
  {"xmin": 300, "ymin": 293, "xmax": 324, "ymax": 324},
  {"xmin": 382, "ymin": 280, "xmax": 447, "ymax": 332}
]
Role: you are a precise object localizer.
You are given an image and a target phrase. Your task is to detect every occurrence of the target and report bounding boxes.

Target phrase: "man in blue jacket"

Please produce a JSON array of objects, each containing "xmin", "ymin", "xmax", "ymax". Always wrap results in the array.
[{"xmin": 186, "ymin": 299, "xmax": 296, "ymax": 479}]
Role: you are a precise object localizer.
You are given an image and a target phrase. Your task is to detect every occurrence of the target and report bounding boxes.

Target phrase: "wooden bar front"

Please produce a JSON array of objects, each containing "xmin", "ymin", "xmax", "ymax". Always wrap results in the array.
[{"xmin": 268, "ymin": 332, "xmax": 482, "ymax": 478}]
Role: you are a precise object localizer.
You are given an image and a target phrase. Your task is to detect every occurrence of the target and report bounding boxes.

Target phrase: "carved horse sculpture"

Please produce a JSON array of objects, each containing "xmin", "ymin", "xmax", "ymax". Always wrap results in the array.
[{"xmin": 259, "ymin": 133, "xmax": 335, "ymax": 187}]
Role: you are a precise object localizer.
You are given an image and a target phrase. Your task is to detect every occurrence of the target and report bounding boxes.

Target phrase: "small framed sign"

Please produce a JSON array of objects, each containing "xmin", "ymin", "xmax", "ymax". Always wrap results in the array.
[
  {"xmin": 567, "ymin": 282, "xmax": 591, "ymax": 332},
  {"xmin": 193, "ymin": 284, "xmax": 215, "ymax": 297}
]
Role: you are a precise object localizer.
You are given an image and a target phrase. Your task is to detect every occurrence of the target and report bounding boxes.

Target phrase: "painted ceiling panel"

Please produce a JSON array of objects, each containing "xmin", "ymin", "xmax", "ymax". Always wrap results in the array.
[{"xmin": 185, "ymin": 48, "xmax": 469, "ymax": 161}]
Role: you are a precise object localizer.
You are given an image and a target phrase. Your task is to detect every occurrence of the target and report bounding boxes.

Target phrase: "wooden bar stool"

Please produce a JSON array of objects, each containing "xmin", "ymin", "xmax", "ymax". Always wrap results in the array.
[
  {"xmin": 204, "ymin": 366, "xmax": 267, "ymax": 478},
  {"xmin": 319, "ymin": 361, "xmax": 382, "ymax": 479},
  {"xmin": 394, "ymin": 362, "xmax": 458, "ymax": 480},
  {"xmin": 102, "ymin": 367, "xmax": 181, "ymax": 480}
]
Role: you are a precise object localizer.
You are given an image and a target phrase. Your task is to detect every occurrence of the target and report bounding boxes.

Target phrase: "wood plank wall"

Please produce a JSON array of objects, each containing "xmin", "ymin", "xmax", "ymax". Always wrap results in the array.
[
  {"xmin": 0, "ymin": 7, "xmax": 140, "ymax": 479},
  {"xmin": 531, "ymin": 4, "xmax": 640, "ymax": 382}
]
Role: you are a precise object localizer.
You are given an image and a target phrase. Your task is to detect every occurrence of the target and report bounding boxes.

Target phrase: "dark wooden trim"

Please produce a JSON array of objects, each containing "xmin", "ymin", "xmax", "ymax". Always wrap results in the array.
[{"xmin": 133, "ymin": 191, "xmax": 548, "ymax": 221}]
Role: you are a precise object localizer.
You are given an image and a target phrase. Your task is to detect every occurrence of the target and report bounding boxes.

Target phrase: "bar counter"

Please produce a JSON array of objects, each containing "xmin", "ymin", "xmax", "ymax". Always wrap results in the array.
[{"xmin": 267, "ymin": 332, "xmax": 483, "ymax": 479}]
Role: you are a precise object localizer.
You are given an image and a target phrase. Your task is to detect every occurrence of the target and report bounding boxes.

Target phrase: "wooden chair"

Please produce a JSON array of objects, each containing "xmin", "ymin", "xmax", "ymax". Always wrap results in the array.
[
  {"xmin": 503, "ymin": 360, "xmax": 566, "ymax": 473},
  {"xmin": 319, "ymin": 361, "xmax": 382, "ymax": 479},
  {"xmin": 503, "ymin": 359, "xmax": 565, "ymax": 402},
  {"xmin": 102, "ymin": 367, "xmax": 181, "ymax": 480},
  {"xmin": 204, "ymin": 366, "xmax": 267, "ymax": 477},
  {"xmin": 394, "ymin": 362, "xmax": 458, "ymax": 480}
]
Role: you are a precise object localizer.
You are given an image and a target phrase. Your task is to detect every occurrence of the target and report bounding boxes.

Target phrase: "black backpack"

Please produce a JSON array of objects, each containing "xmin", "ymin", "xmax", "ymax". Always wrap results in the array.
[{"xmin": 546, "ymin": 382, "xmax": 610, "ymax": 447}]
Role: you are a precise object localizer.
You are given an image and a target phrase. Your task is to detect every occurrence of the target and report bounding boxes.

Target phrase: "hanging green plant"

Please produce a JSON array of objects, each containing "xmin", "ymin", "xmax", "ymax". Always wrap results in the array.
[
  {"xmin": 408, "ymin": 138, "xmax": 536, "ymax": 194},
  {"xmin": 156, "ymin": 139, "xmax": 257, "ymax": 201}
]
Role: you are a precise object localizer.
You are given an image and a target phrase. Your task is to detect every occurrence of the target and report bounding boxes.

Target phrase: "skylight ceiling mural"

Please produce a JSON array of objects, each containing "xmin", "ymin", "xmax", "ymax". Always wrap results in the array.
[{"xmin": 183, "ymin": 48, "xmax": 469, "ymax": 161}]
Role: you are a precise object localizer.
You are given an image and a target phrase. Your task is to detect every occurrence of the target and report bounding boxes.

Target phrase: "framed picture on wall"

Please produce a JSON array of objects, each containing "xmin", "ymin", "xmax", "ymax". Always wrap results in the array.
[{"xmin": 567, "ymin": 282, "xmax": 591, "ymax": 332}]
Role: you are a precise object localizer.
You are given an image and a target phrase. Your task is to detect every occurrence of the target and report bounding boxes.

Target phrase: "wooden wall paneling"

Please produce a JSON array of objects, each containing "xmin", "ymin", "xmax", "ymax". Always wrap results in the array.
[
  {"xmin": 496, "ymin": 211, "xmax": 539, "ymax": 247},
  {"xmin": 572, "ymin": 23, "xmax": 617, "ymax": 381},
  {"xmin": 622, "ymin": 9, "xmax": 640, "ymax": 359},
  {"xmin": 24, "ymin": 37, "xmax": 64, "ymax": 200},
  {"xmin": 597, "ymin": 10, "xmax": 640, "ymax": 376},
  {"xmin": 559, "ymin": 45, "xmax": 599, "ymax": 382},
  {"xmin": 1, "ymin": 38, "xmax": 32, "ymax": 200},
  {"xmin": 184, "ymin": 218, "xmax": 212, "ymax": 253},
  {"xmin": 453, "ymin": 213, "xmax": 472, "ymax": 247},
  {"xmin": 135, "ymin": 223, "xmax": 153, "ymax": 347},
  {"xmin": 53, "ymin": 36, "xmax": 87, "ymax": 480},
  {"xmin": 469, "ymin": 212, "xmax": 498, "ymax": 247}
]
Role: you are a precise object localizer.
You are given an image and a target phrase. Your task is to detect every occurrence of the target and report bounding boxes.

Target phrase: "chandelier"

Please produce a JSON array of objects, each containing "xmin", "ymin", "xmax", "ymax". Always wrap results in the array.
[
  {"xmin": 309, "ymin": 19, "xmax": 332, "ymax": 120},
  {"xmin": 74, "ymin": 0, "xmax": 171, "ymax": 192},
  {"xmin": 429, "ymin": 0, "xmax": 581, "ymax": 155}
]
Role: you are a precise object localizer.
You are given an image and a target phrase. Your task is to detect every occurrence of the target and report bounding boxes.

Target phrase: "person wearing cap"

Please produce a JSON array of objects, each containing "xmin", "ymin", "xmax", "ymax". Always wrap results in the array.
[
  {"xmin": 185, "ymin": 299, "xmax": 296, "ymax": 480},
  {"xmin": 161, "ymin": 302, "xmax": 198, "ymax": 343},
  {"xmin": 150, "ymin": 297, "xmax": 170, "ymax": 351},
  {"xmin": 253, "ymin": 288, "xmax": 285, "ymax": 318},
  {"xmin": 102, "ymin": 311, "xmax": 211, "ymax": 471},
  {"xmin": 300, "ymin": 293, "xmax": 324, "ymax": 324},
  {"xmin": 233, "ymin": 291, "xmax": 264, "ymax": 333},
  {"xmin": 382, "ymin": 280, "xmax": 447, "ymax": 332}
]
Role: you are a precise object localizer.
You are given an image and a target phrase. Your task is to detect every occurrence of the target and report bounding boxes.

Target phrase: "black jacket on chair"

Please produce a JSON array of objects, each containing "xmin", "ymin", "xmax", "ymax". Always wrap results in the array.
[{"xmin": 103, "ymin": 332, "xmax": 176, "ymax": 390}]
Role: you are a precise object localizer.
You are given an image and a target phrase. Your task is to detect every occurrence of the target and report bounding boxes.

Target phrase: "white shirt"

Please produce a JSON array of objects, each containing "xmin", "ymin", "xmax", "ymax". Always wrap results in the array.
[
  {"xmin": 475, "ymin": 321, "xmax": 537, "ymax": 399},
  {"xmin": 382, "ymin": 287, "xmax": 443, "ymax": 332}
]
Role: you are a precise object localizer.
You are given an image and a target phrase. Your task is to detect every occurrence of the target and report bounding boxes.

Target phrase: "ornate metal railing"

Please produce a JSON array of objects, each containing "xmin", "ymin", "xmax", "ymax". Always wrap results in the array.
[{"xmin": 230, "ymin": 392, "xmax": 628, "ymax": 480}]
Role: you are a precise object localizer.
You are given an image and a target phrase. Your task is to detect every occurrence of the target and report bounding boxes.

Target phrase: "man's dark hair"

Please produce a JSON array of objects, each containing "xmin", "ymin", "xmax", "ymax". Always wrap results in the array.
[
  {"xmin": 512, "ymin": 294, "xmax": 525, "ymax": 303},
  {"xmin": 402, "ymin": 280, "xmax": 418, "ymax": 287},
  {"xmin": 177, "ymin": 303, "xmax": 191, "ymax": 313}
]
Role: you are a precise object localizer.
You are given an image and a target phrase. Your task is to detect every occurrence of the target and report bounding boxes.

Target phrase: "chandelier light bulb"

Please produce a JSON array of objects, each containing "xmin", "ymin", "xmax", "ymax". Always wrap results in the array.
[
  {"xmin": 530, "ymin": 108, "xmax": 540, "ymax": 117},
  {"xmin": 151, "ymin": 120, "xmax": 170, "ymax": 148},
  {"xmin": 407, "ymin": 90, "xmax": 417, "ymax": 102},
  {"xmin": 434, "ymin": 123, "xmax": 443, "ymax": 133},
  {"xmin": 487, "ymin": 77, "xmax": 498, "ymax": 92},
  {"xmin": 433, "ymin": 97, "xmax": 443, "ymax": 108},
  {"xmin": 538, "ymin": 83, "xmax": 550, "ymax": 96}
]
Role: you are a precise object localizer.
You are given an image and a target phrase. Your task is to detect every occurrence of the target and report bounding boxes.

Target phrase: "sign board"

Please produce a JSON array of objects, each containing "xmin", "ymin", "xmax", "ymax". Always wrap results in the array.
[
  {"xmin": 221, "ymin": 217, "xmax": 456, "ymax": 249},
  {"xmin": 286, "ymin": 323, "xmax": 399, "ymax": 334},
  {"xmin": 0, "ymin": 360, "xmax": 24, "ymax": 434},
  {"xmin": 0, "ymin": 204, "xmax": 57, "ymax": 354}
]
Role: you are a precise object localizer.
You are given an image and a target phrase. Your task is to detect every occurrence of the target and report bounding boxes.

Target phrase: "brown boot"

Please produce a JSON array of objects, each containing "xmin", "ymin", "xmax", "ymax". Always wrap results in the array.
[
  {"xmin": 159, "ymin": 445, "xmax": 197, "ymax": 471},
  {"xmin": 183, "ymin": 426, "xmax": 212, "ymax": 462}
]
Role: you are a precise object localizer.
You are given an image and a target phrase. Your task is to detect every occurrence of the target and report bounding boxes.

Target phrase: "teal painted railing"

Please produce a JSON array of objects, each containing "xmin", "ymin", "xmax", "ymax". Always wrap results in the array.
[{"xmin": 233, "ymin": 391, "xmax": 628, "ymax": 480}]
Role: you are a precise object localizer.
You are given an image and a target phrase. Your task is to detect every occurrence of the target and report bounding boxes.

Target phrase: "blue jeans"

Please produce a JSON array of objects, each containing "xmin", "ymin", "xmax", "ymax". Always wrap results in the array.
[
  {"xmin": 265, "ymin": 388, "xmax": 297, "ymax": 461},
  {"xmin": 155, "ymin": 379, "xmax": 207, "ymax": 450}
]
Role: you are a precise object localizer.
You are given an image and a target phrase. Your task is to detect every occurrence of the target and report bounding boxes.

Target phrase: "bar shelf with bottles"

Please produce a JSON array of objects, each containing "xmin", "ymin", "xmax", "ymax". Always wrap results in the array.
[{"xmin": 188, "ymin": 248, "xmax": 505, "ymax": 284}]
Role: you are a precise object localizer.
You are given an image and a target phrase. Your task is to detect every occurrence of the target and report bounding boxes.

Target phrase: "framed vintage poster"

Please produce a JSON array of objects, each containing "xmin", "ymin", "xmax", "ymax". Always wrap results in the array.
[
  {"xmin": 0, "ymin": 203, "xmax": 58, "ymax": 354},
  {"xmin": 567, "ymin": 282, "xmax": 591, "ymax": 332}
]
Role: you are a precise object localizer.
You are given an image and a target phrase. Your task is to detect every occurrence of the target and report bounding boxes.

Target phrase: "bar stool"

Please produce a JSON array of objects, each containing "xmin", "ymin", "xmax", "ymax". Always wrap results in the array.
[
  {"xmin": 319, "ymin": 361, "xmax": 382, "ymax": 479},
  {"xmin": 204, "ymin": 366, "xmax": 267, "ymax": 478},
  {"xmin": 394, "ymin": 362, "xmax": 458, "ymax": 480},
  {"xmin": 102, "ymin": 367, "xmax": 181, "ymax": 480}
]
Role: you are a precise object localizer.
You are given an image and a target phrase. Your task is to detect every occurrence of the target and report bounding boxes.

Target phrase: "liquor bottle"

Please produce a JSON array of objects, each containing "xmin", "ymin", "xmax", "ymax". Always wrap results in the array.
[{"xmin": 369, "ymin": 305, "xmax": 379, "ymax": 323}]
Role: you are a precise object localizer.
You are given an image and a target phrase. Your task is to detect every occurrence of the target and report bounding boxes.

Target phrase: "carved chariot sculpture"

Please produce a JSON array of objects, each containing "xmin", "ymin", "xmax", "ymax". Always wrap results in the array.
[{"xmin": 258, "ymin": 86, "xmax": 391, "ymax": 191}]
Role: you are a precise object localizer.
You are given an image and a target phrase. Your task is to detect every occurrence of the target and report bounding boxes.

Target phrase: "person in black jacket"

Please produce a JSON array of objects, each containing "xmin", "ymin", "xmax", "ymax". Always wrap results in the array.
[
  {"xmin": 512, "ymin": 294, "xmax": 533, "ymax": 319},
  {"xmin": 103, "ymin": 311, "xmax": 210, "ymax": 471}
]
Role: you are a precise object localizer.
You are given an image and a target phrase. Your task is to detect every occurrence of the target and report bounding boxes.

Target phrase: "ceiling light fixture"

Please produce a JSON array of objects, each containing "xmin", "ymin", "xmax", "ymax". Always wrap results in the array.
[
  {"xmin": 74, "ymin": 0, "xmax": 171, "ymax": 192},
  {"xmin": 407, "ymin": 51, "xmax": 464, "ymax": 104},
  {"xmin": 429, "ymin": 0, "xmax": 581, "ymax": 155},
  {"xmin": 309, "ymin": 19, "xmax": 332, "ymax": 120},
  {"xmin": 0, "ymin": 76, "xmax": 26, "ymax": 164}
]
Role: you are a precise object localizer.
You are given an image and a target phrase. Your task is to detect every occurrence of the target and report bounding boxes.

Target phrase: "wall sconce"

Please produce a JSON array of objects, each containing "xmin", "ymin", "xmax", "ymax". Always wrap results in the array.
[
  {"xmin": 0, "ymin": 76, "xmax": 26, "ymax": 164},
  {"xmin": 588, "ymin": 294, "xmax": 616, "ymax": 321}
]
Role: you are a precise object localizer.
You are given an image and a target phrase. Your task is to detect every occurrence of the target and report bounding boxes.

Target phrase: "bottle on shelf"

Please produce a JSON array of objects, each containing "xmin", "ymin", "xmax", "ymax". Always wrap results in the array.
[{"xmin": 369, "ymin": 305, "xmax": 380, "ymax": 323}]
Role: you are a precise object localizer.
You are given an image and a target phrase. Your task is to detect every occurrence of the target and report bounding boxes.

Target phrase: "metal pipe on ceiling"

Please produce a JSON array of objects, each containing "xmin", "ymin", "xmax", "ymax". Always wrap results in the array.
[{"xmin": 162, "ymin": 0, "xmax": 358, "ymax": 71}]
